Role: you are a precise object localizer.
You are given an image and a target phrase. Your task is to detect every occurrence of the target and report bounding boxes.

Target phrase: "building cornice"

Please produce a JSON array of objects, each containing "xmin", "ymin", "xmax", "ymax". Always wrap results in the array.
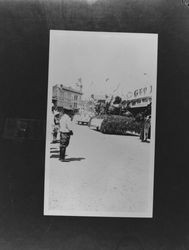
[{"xmin": 55, "ymin": 84, "xmax": 82, "ymax": 95}]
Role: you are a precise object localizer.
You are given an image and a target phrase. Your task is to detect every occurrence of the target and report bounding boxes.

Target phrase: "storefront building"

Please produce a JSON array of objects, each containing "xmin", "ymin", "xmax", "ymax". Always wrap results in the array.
[{"xmin": 126, "ymin": 86, "xmax": 152, "ymax": 115}]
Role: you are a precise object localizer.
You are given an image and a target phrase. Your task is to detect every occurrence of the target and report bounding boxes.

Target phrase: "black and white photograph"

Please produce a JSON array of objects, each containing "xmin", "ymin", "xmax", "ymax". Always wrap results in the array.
[
  {"xmin": 1, "ymin": 0, "xmax": 189, "ymax": 248},
  {"xmin": 44, "ymin": 30, "xmax": 158, "ymax": 217}
]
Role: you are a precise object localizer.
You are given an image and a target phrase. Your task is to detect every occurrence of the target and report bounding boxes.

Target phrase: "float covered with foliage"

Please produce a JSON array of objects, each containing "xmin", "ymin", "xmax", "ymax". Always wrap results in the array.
[{"xmin": 100, "ymin": 115, "xmax": 142, "ymax": 135}]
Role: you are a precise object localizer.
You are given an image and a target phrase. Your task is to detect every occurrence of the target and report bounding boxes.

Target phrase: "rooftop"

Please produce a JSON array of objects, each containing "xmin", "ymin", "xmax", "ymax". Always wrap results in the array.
[{"xmin": 54, "ymin": 84, "xmax": 83, "ymax": 95}]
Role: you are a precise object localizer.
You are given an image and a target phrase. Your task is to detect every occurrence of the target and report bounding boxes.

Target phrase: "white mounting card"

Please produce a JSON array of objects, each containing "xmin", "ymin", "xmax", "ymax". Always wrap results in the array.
[{"xmin": 44, "ymin": 30, "xmax": 158, "ymax": 217}]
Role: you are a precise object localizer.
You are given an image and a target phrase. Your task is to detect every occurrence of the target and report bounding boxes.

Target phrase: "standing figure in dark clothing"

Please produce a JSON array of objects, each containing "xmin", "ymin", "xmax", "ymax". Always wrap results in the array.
[
  {"xmin": 143, "ymin": 115, "xmax": 151, "ymax": 142},
  {"xmin": 59, "ymin": 109, "xmax": 73, "ymax": 161},
  {"xmin": 53, "ymin": 112, "xmax": 59, "ymax": 142},
  {"xmin": 51, "ymin": 106, "xmax": 59, "ymax": 143},
  {"xmin": 140, "ymin": 112, "xmax": 145, "ymax": 141}
]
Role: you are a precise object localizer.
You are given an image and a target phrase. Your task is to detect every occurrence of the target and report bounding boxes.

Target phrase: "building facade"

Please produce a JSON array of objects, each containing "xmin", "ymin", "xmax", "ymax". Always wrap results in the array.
[{"xmin": 52, "ymin": 84, "xmax": 82, "ymax": 111}]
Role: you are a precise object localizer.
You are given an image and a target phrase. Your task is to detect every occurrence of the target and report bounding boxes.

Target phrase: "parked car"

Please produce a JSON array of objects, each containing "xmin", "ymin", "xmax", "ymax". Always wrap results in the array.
[{"xmin": 76, "ymin": 113, "xmax": 91, "ymax": 125}]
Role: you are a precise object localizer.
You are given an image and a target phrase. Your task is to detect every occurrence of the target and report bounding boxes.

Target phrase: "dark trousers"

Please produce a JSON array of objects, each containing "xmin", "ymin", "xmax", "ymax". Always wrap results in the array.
[
  {"xmin": 59, "ymin": 132, "xmax": 70, "ymax": 160},
  {"xmin": 140, "ymin": 124, "xmax": 145, "ymax": 141},
  {"xmin": 53, "ymin": 126, "xmax": 58, "ymax": 142},
  {"xmin": 53, "ymin": 132, "xmax": 57, "ymax": 141},
  {"xmin": 59, "ymin": 147, "xmax": 66, "ymax": 160}
]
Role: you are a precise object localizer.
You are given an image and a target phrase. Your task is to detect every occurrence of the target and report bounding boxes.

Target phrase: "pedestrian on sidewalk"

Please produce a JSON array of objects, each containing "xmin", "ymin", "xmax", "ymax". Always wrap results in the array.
[
  {"xmin": 50, "ymin": 106, "xmax": 55, "ymax": 143},
  {"xmin": 51, "ymin": 106, "xmax": 59, "ymax": 143},
  {"xmin": 59, "ymin": 108, "xmax": 73, "ymax": 161},
  {"xmin": 139, "ymin": 112, "xmax": 145, "ymax": 141},
  {"xmin": 143, "ymin": 115, "xmax": 151, "ymax": 142}
]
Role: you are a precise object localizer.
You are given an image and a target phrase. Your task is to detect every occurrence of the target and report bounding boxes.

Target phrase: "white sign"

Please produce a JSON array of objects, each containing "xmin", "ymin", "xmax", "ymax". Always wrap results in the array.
[{"xmin": 127, "ymin": 85, "xmax": 152, "ymax": 100}]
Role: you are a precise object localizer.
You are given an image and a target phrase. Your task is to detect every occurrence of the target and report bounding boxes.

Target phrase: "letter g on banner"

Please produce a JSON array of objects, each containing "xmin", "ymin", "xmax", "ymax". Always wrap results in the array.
[{"xmin": 134, "ymin": 89, "xmax": 138, "ymax": 98}]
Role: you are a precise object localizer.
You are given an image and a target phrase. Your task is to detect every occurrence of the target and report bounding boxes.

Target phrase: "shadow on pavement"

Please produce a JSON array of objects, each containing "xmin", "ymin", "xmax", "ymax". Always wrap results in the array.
[
  {"xmin": 50, "ymin": 150, "xmax": 59, "ymax": 154},
  {"xmin": 141, "ymin": 140, "xmax": 150, "ymax": 143},
  {"xmin": 50, "ymin": 154, "xmax": 59, "ymax": 158},
  {"xmin": 63, "ymin": 157, "xmax": 85, "ymax": 162},
  {"xmin": 101, "ymin": 132, "xmax": 139, "ymax": 137},
  {"xmin": 50, "ymin": 140, "xmax": 60, "ymax": 144},
  {"xmin": 50, "ymin": 154, "xmax": 85, "ymax": 161}
]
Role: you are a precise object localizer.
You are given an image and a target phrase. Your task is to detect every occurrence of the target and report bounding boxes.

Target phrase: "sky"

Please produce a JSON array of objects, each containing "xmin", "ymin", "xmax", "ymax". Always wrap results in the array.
[{"xmin": 48, "ymin": 30, "xmax": 158, "ymax": 99}]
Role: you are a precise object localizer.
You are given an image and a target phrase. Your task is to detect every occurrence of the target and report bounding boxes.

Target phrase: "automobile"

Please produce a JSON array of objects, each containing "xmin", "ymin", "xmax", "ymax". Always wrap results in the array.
[
  {"xmin": 76, "ymin": 113, "xmax": 91, "ymax": 125},
  {"xmin": 89, "ymin": 117, "xmax": 104, "ymax": 131}
]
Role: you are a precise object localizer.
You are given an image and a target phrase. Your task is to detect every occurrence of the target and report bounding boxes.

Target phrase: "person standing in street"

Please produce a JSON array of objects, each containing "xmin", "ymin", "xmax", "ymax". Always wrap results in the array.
[
  {"xmin": 140, "ymin": 112, "xmax": 145, "ymax": 141},
  {"xmin": 51, "ymin": 106, "xmax": 60, "ymax": 143},
  {"xmin": 50, "ymin": 106, "xmax": 55, "ymax": 143},
  {"xmin": 143, "ymin": 115, "xmax": 151, "ymax": 142},
  {"xmin": 59, "ymin": 108, "xmax": 73, "ymax": 161}
]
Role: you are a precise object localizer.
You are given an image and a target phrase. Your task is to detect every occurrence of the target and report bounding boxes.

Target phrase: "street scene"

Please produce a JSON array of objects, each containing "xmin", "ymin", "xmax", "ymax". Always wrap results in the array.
[
  {"xmin": 44, "ymin": 31, "xmax": 157, "ymax": 217},
  {"xmin": 49, "ymin": 124, "xmax": 151, "ymax": 215}
]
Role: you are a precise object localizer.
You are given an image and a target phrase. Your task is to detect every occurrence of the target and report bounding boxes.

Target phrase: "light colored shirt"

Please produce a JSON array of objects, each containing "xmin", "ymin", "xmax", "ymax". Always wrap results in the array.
[{"xmin": 59, "ymin": 114, "xmax": 73, "ymax": 133}]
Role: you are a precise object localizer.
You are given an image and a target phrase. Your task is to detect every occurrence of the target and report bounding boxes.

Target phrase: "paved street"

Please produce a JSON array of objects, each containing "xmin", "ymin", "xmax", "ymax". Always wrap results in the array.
[{"xmin": 48, "ymin": 124, "xmax": 153, "ymax": 216}]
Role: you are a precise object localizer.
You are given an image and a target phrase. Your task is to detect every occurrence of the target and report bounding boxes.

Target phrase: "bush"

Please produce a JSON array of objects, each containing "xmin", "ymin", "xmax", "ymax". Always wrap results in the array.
[
  {"xmin": 95, "ymin": 114, "xmax": 108, "ymax": 119},
  {"xmin": 100, "ymin": 115, "xmax": 142, "ymax": 135}
]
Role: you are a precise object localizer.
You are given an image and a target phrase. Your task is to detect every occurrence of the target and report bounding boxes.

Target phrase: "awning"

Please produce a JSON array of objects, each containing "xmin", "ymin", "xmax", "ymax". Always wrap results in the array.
[{"xmin": 129, "ymin": 102, "xmax": 149, "ymax": 108}]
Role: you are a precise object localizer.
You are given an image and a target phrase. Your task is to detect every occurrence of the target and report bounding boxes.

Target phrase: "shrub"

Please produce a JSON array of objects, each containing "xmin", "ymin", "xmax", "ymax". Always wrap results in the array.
[{"xmin": 100, "ymin": 115, "xmax": 142, "ymax": 135}]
